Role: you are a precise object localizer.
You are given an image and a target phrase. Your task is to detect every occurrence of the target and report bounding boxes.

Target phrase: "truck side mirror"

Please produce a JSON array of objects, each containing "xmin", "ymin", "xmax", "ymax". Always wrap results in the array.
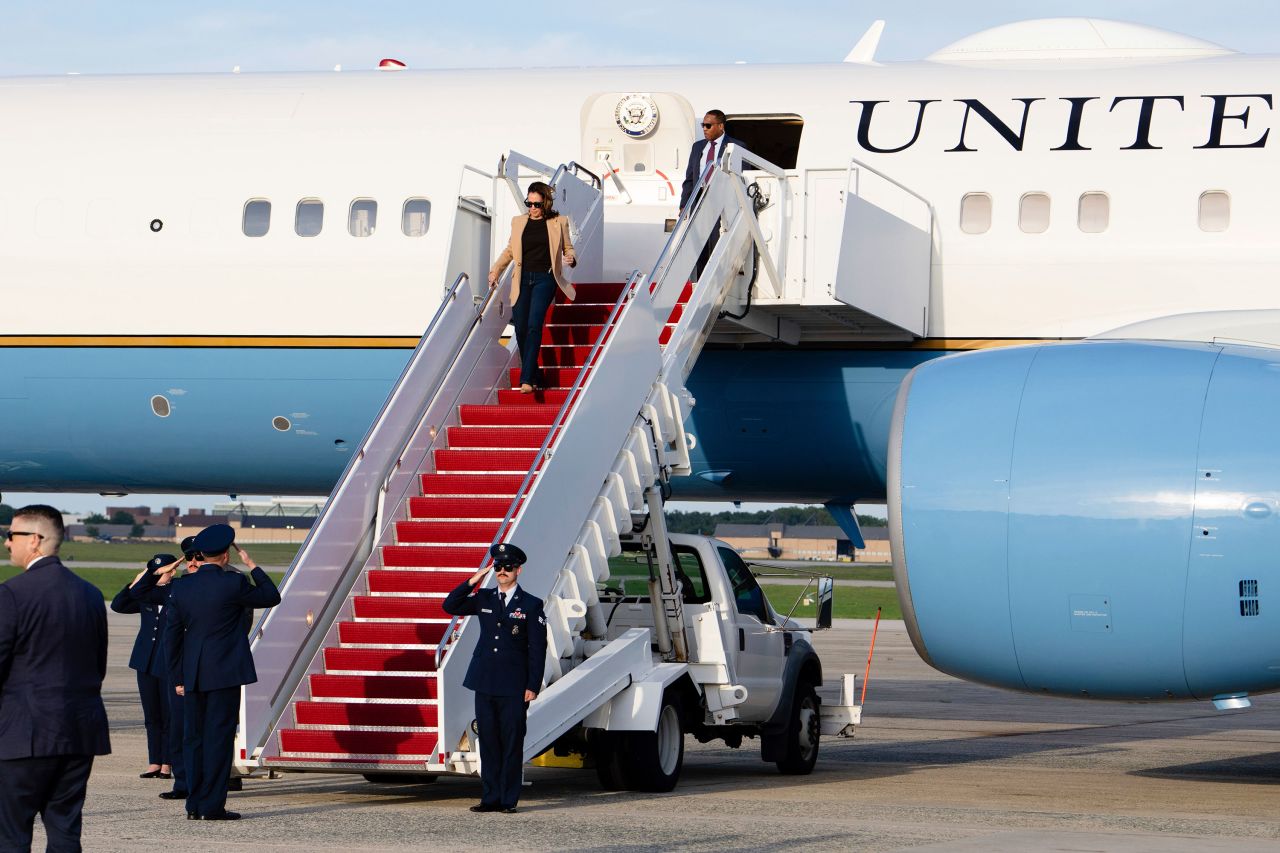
[{"xmin": 815, "ymin": 576, "xmax": 834, "ymax": 630}]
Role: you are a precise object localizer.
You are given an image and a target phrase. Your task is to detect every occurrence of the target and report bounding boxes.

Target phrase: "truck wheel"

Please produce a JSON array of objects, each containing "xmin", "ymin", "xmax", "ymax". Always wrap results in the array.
[
  {"xmin": 775, "ymin": 683, "xmax": 820, "ymax": 775},
  {"xmin": 592, "ymin": 731, "xmax": 627, "ymax": 791},
  {"xmin": 623, "ymin": 694, "xmax": 684, "ymax": 792}
]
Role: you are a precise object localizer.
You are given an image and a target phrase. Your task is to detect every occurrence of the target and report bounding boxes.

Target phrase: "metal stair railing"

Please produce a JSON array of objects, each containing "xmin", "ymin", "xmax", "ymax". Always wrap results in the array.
[{"xmin": 240, "ymin": 152, "xmax": 602, "ymax": 763}]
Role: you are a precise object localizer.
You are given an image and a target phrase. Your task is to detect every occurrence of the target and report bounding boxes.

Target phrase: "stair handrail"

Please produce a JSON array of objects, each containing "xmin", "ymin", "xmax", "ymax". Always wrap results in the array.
[{"xmin": 435, "ymin": 268, "xmax": 645, "ymax": 669}]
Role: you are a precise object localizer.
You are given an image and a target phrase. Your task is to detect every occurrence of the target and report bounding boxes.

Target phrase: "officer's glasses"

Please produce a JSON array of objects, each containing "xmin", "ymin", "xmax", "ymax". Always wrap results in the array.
[{"xmin": 495, "ymin": 567, "xmax": 515, "ymax": 573}]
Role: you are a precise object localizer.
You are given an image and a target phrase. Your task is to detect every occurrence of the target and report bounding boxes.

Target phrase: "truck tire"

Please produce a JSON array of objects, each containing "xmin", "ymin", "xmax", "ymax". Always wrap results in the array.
[
  {"xmin": 592, "ymin": 731, "xmax": 628, "ymax": 791},
  {"xmin": 622, "ymin": 693, "xmax": 684, "ymax": 792},
  {"xmin": 361, "ymin": 773, "xmax": 437, "ymax": 785},
  {"xmin": 774, "ymin": 683, "xmax": 820, "ymax": 775}
]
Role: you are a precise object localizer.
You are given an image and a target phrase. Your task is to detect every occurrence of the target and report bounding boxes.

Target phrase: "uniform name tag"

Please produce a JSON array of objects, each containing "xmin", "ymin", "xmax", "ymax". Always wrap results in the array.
[{"xmin": 480, "ymin": 608, "xmax": 494, "ymax": 614}]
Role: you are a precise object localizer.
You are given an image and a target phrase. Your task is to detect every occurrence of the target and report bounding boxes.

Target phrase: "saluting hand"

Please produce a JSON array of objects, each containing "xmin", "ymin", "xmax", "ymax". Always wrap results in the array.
[
  {"xmin": 130, "ymin": 566, "xmax": 149, "ymax": 586},
  {"xmin": 235, "ymin": 545, "xmax": 258, "ymax": 571},
  {"xmin": 468, "ymin": 568, "xmax": 488, "ymax": 587}
]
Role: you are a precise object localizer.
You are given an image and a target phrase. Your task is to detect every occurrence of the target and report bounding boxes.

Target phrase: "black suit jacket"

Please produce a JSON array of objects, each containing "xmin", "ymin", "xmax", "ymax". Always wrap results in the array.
[
  {"xmin": 680, "ymin": 135, "xmax": 746, "ymax": 211},
  {"xmin": 161, "ymin": 564, "xmax": 280, "ymax": 692},
  {"xmin": 0, "ymin": 556, "xmax": 111, "ymax": 759}
]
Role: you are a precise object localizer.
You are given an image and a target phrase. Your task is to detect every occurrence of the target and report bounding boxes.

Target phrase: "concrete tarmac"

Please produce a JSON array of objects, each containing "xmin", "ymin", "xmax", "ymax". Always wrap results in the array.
[{"xmin": 39, "ymin": 611, "xmax": 1280, "ymax": 852}]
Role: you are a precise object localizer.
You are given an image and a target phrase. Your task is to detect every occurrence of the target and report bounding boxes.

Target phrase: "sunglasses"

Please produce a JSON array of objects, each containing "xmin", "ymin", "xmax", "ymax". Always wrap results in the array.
[
  {"xmin": 5, "ymin": 530, "xmax": 41, "ymax": 541},
  {"xmin": 524, "ymin": 200, "xmax": 541, "ymax": 208},
  {"xmin": 702, "ymin": 122, "xmax": 720, "ymax": 129},
  {"xmin": 495, "ymin": 566, "xmax": 516, "ymax": 573}
]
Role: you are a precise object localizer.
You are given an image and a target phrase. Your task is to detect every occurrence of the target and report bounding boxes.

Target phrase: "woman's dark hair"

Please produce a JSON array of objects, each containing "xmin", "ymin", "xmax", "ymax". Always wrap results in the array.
[{"xmin": 526, "ymin": 181, "xmax": 559, "ymax": 218}]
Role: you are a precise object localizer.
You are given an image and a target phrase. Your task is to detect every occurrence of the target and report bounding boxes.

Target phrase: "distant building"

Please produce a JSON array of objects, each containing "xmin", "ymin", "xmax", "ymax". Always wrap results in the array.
[
  {"xmin": 713, "ymin": 522, "xmax": 891, "ymax": 563},
  {"xmin": 105, "ymin": 505, "xmax": 180, "ymax": 526}
]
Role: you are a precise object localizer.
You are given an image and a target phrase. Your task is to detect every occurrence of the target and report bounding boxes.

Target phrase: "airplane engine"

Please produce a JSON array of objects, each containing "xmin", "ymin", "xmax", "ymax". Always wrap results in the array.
[{"xmin": 888, "ymin": 339, "xmax": 1280, "ymax": 700}]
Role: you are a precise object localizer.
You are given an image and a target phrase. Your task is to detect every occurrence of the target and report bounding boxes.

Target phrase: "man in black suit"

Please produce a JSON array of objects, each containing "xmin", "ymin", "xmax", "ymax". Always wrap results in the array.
[
  {"xmin": 159, "ymin": 524, "xmax": 280, "ymax": 821},
  {"xmin": 679, "ymin": 109, "xmax": 745, "ymax": 278},
  {"xmin": 0, "ymin": 505, "xmax": 110, "ymax": 852},
  {"xmin": 443, "ymin": 543, "xmax": 547, "ymax": 814}
]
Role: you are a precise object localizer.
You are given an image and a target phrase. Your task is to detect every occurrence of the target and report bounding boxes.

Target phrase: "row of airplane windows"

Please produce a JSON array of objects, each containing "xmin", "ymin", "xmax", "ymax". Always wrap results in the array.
[
  {"xmin": 242, "ymin": 198, "xmax": 432, "ymax": 238},
  {"xmin": 959, "ymin": 190, "xmax": 1232, "ymax": 235}
]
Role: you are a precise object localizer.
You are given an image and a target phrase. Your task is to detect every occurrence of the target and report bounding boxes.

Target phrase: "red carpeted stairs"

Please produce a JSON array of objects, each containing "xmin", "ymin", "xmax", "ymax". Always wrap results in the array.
[{"xmin": 265, "ymin": 277, "xmax": 694, "ymax": 769}]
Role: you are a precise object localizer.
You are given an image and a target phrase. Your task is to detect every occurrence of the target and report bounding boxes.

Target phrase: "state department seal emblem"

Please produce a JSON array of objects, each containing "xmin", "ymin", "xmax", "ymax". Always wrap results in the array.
[{"xmin": 614, "ymin": 93, "xmax": 659, "ymax": 138}]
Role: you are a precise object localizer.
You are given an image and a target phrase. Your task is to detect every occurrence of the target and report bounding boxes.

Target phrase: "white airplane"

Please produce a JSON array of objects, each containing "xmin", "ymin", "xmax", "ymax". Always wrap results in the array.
[{"xmin": 4, "ymin": 17, "xmax": 1277, "ymax": 703}]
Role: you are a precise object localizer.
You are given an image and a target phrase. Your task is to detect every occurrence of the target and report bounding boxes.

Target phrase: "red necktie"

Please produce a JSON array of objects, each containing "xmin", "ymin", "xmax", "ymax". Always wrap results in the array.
[{"xmin": 705, "ymin": 139, "xmax": 715, "ymax": 169}]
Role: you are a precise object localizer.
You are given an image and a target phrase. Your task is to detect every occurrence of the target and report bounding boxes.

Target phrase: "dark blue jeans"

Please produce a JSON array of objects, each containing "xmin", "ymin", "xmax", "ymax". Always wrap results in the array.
[{"xmin": 511, "ymin": 271, "xmax": 556, "ymax": 387}]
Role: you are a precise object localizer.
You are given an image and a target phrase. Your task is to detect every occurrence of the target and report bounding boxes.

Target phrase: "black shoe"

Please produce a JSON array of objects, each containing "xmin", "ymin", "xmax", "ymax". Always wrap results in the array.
[
  {"xmin": 139, "ymin": 769, "xmax": 164, "ymax": 779},
  {"xmin": 186, "ymin": 813, "xmax": 198, "ymax": 820},
  {"xmin": 198, "ymin": 811, "xmax": 241, "ymax": 821},
  {"xmin": 159, "ymin": 790, "xmax": 188, "ymax": 800},
  {"xmin": 502, "ymin": 807, "xmax": 519, "ymax": 814},
  {"xmin": 469, "ymin": 804, "xmax": 497, "ymax": 813},
  {"xmin": 227, "ymin": 777, "xmax": 243, "ymax": 791}
]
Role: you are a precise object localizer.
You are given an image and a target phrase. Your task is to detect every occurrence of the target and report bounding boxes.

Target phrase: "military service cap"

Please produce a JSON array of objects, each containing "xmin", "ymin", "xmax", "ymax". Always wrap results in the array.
[
  {"xmin": 147, "ymin": 553, "xmax": 180, "ymax": 572},
  {"xmin": 192, "ymin": 523, "xmax": 235, "ymax": 556},
  {"xmin": 490, "ymin": 542, "xmax": 527, "ymax": 568}
]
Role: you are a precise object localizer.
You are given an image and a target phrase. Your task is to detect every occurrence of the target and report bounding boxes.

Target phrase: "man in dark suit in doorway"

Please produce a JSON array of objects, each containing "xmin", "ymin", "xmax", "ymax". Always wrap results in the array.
[
  {"xmin": 160, "ymin": 524, "xmax": 280, "ymax": 821},
  {"xmin": 679, "ymin": 109, "xmax": 746, "ymax": 278},
  {"xmin": 0, "ymin": 504, "xmax": 110, "ymax": 852}
]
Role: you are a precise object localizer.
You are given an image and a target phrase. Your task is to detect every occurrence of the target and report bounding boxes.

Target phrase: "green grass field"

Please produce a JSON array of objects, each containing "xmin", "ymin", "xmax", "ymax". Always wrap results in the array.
[
  {"xmin": 760, "ymin": 583, "xmax": 901, "ymax": 621},
  {"xmin": 0, "ymin": 566, "xmax": 287, "ymax": 600},
  {"xmin": 57, "ymin": 541, "xmax": 302, "ymax": 565}
]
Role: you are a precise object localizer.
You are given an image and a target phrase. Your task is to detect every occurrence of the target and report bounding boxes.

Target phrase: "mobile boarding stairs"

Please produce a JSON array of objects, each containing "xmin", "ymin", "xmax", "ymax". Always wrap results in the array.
[{"xmin": 238, "ymin": 145, "xmax": 858, "ymax": 778}]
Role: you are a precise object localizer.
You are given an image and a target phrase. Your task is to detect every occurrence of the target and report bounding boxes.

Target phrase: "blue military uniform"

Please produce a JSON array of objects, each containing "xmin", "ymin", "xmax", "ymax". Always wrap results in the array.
[
  {"xmin": 159, "ymin": 525, "xmax": 280, "ymax": 820},
  {"xmin": 442, "ymin": 542, "xmax": 547, "ymax": 812},
  {"xmin": 110, "ymin": 553, "xmax": 181, "ymax": 777}
]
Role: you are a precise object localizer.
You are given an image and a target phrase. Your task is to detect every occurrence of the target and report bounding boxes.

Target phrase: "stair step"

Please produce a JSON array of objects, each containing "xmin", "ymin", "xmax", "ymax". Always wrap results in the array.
[
  {"xmin": 309, "ymin": 673, "xmax": 438, "ymax": 700},
  {"xmin": 324, "ymin": 647, "xmax": 439, "ymax": 673},
  {"xmin": 394, "ymin": 520, "xmax": 501, "ymax": 544},
  {"xmin": 367, "ymin": 569, "xmax": 473, "ymax": 594},
  {"xmin": 494, "ymin": 389, "xmax": 572, "ymax": 406},
  {"xmin": 381, "ymin": 545, "xmax": 488, "ymax": 568},
  {"xmin": 338, "ymin": 621, "xmax": 448, "ymax": 645},
  {"xmin": 542, "ymin": 324, "xmax": 606, "ymax": 345},
  {"xmin": 407, "ymin": 497, "xmax": 520, "ymax": 518},
  {"xmin": 353, "ymin": 596, "xmax": 451, "ymax": 620},
  {"xmin": 459, "ymin": 403, "xmax": 561, "ymax": 425},
  {"xmin": 434, "ymin": 447, "xmax": 540, "ymax": 472},
  {"xmin": 659, "ymin": 325, "xmax": 674, "ymax": 345},
  {"xmin": 537, "ymin": 344, "xmax": 595, "ymax": 367},
  {"xmin": 676, "ymin": 281, "xmax": 694, "ymax": 302},
  {"xmin": 565, "ymin": 282, "xmax": 626, "ymax": 303},
  {"xmin": 295, "ymin": 701, "xmax": 439, "ymax": 728},
  {"xmin": 445, "ymin": 425, "xmax": 552, "ymax": 448},
  {"xmin": 279, "ymin": 729, "xmax": 438, "ymax": 756},
  {"xmin": 507, "ymin": 366, "xmax": 584, "ymax": 389},
  {"xmin": 264, "ymin": 756, "xmax": 433, "ymax": 771},
  {"xmin": 548, "ymin": 303, "xmax": 614, "ymax": 324},
  {"xmin": 418, "ymin": 473, "xmax": 526, "ymax": 495},
  {"xmin": 663, "ymin": 303, "xmax": 685, "ymax": 325}
]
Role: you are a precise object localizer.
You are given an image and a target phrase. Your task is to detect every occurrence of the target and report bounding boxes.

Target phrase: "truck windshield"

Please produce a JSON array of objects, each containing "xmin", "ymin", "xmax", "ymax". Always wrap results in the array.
[{"xmin": 717, "ymin": 546, "xmax": 773, "ymax": 625}]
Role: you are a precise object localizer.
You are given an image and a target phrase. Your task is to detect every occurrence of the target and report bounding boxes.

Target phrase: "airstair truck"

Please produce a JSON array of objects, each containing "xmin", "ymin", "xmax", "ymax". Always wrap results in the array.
[{"xmin": 237, "ymin": 148, "xmax": 861, "ymax": 793}]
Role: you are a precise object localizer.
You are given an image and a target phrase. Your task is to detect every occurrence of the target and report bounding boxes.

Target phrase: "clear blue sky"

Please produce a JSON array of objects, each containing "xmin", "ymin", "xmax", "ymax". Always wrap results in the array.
[
  {"xmin": 3, "ymin": 2, "xmax": 1272, "ymax": 515},
  {"xmin": 0, "ymin": 1, "xmax": 1274, "ymax": 76}
]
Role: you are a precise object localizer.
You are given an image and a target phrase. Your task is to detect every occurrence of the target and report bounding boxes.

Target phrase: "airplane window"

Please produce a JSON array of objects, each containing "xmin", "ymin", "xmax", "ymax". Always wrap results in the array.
[
  {"xmin": 242, "ymin": 200, "xmax": 271, "ymax": 237},
  {"xmin": 1019, "ymin": 192, "xmax": 1050, "ymax": 234},
  {"xmin": 1078, "ymin": 192, "xmax": 1109, "ymax": 233},
  {"xmin": 349, "ymin": 199, "xmax": 377, "ymax": 237},
  {"xmin": 402, "ymin": 198, "xmax": 431, "ymax": 237},
  {"xmin": 959, "ymin": 193, "xmax": 991, "ymax": 234},
  {"xmin": 1198, "ymin": 191, "xmax": 1230, "ymax": 233},
  {"xmin": 295, "ymin": 199, "xmax": 324, "ymax": 237}
]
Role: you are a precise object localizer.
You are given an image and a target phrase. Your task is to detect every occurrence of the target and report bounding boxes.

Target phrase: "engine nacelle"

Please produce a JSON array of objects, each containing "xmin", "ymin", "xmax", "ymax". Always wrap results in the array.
[{"xmin": 889, "ymin": 339, "xmax": 1280, "ymax": 700}]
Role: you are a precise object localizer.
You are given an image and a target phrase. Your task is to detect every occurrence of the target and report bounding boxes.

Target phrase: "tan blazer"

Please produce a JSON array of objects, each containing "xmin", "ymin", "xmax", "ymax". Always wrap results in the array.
[{"xmin": 490, "ymin": 213, "xmax": 577, "ymax": 305}]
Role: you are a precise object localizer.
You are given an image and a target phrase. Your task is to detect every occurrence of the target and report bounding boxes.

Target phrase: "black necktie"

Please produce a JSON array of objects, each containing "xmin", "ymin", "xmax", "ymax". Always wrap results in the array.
[{"xmin": 499, "ymin": 592, "xmax": 506, "ymax": 608}]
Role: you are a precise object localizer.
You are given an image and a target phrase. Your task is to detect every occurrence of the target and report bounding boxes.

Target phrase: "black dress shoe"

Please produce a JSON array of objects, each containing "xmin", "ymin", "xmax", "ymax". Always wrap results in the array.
[
  {"xmin": 227, "ymin": 777, "xmax": 243, "ymax": 791},
  {"xmin": 502, "ymin": 807, "xmax": 518, "ymax": 814},
  {"xmin": 198, "ymin": 811, "xmax": 241, "ymax": 821},
  {"xmin": 469, "ymin": 804, "xmax": 497, "ymax": 813},
  {"xmin": 156, "ymin": 772, "xmax": 173, "ymax": 780},
  {"xmin": 139, "ymin": 769, "xmax": 164, "ymax": 779},
  {"xmin": 158, "ymin": 790, "xmax": 188, "ymax": 800}
]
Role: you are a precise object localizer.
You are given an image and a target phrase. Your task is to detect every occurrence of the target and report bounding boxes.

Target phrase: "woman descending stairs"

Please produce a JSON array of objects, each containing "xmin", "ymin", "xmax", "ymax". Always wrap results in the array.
[{"xmin": 264, "ymin": 279, "xmax": 694, "ymax": 769}]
